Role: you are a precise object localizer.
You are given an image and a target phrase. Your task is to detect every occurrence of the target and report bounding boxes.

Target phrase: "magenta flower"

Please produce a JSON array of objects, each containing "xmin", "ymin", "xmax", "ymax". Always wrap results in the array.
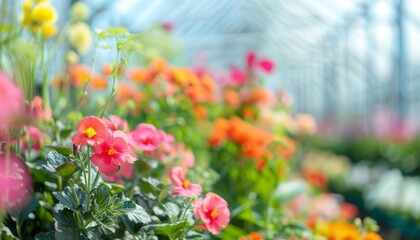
[
  {"xmin": 128, "ymin": 123, "xmax": 163, "ymax": 152},
  {"xmin": 0, "ymin": 154, "xmax": 32, "ymax": 211},
  {"xmin": 194, "ymin": 193, "xmax": 230, "ymax": 235},
  {"xmin": 169, "ymin": 167, "xmax": 202, "ymax": 197},
  {"xmin": 91, "ymin": 131, "xmax": 132, "ymax": 175},
  {"xmin": 229, "ymin": 66, "xmax": 248, "ymax": 86},
  {"xmin": 0, "ymin": 71, "xmax": 24, "ymax": 124}
]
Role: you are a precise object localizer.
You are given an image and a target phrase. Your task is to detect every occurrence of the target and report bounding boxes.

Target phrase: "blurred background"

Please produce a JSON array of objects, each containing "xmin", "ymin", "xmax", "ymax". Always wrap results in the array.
[
  {"xmin": 51, "ymin": 0, "xmax": 420, "ymax": 239},
  {"xmin": 57, "ymin": 0, "xmax": 420, "ymax": 135}
]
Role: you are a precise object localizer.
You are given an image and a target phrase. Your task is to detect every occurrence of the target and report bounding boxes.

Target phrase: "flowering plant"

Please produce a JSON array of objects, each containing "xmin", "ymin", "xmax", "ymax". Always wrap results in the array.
[{"xmin": 0, "ymin": 1, "xmax": 383, "ymax": 240}]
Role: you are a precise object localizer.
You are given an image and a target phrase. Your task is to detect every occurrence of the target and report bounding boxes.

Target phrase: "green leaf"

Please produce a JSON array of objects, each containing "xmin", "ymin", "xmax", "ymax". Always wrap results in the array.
[
  {"xmin": 121, "ymin": 205, "xmax": 152, "ymax": 233},
  {"xmin": 10, "ymin": 197, "xmax": 38, "ymax": 227},
  {"xmin": 35, "ymin": 231, "xmax": 56, "ymax": 240},
  {"xmin": 185, "ymin": 231, "xmax": 202, "ymax": 239},
  {"xmin": 273, "ymin": 181, "xmax": 306, "ymax": 204},
  {"xmin": 43, "ymin": 151, "xmax": 79, "ymax": 177},
  {"xmin": 56, "ymin": 162, "xmax": 80, "ymax": 179},
  {"xmin": 45, "ymin": 146, "xmax": 73, "ymax": 157},
  {"xmin": 54, "ymin": 209, "xmax": 81, "ymax": 232},
  {"xmin": 143, "ymin": 221, "xmax": 187, "ymax": 237},
  {"xmin": 53, "ymin": 185, "xmax": 86, "ymax": 211},
  {"xmin": 99, "ymin": 182, "xmax": 125, "ymax": 194},
  {"xmin": 92, "ymin": 185, "xmax": 110, "ymax": 209},
  {"xmin": 163, "ymin": 202, "xmax": 180, "ymax": 218}
]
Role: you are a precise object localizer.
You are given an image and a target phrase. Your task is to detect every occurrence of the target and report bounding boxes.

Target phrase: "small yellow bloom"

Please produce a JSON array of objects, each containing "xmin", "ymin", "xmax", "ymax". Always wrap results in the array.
[
  {"xmin": 30, "ymin": 3, "xmax": 57, "ymax": 24},
  {"xmin": 68, "ymin": 22, "xmax": 92, "ymax": 55},
  {"xmin": 70, "ymin": 2, "xmax": 89, "ymax": 21},
  {"xmin": 22, "ymin": 0, "xmax": 34, "ymax": 12},
  {"xmin": 66, "ymin": 51, "xmax": 80, "ymax": 65},
  {"xmin": 41, "ymin": 22, "xmax": 57, "ymax": 38}
]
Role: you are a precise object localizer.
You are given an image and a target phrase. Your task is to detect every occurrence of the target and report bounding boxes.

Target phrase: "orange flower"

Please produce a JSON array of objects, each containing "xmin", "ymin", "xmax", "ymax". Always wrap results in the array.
[
  {"xmin": 193, "ymin": 104, "xmax": 208, "ymax": 119},
  {"xmin": 102, "ymin": 64, "xmax": 123, "ymax": 77},
  {"xmin": 150, "ymin": 58, "xmax": 167, "ymax": 74},
  {"xmin": 90, "ymin": 74, "xmax": 108, "ymax": 90},
  {"xmin": 69, "ymin": 64, "xmax": 90, "ymax": 87},
  {"xmin": 116, "ymin": 83, "xmax": 143, "ymax": 105},
  {"xmin": 365, "ymin": 232, "xmax": 382, "ymax": 240},
  {"xmin": 224, "ymin": 88, "xmax": 240, "ymax": 108},
  {"xmin": 245, "ymin": 87, "xmax": 276, "ymax": 107},
  {"xmin": 126, "ymin": 67, "xmax": 153, "ymax": 84},
  {"xmin": 240, "ymin": 232, "xmax": 264, "ymax": 240}
]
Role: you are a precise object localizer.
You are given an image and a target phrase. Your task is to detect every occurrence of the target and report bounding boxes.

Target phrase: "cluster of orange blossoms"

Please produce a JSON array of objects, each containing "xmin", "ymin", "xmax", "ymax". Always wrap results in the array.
[
  {"xmin": 126, "ymin": 58, "xmax": 217, "ymax": 118},
  {"xmin": 209, "ymin": 117, "xmax": 295, "ymax": 169},
  {"xmin": 315, "ymin": 221, "xmax": 382, "ymax": 240}
]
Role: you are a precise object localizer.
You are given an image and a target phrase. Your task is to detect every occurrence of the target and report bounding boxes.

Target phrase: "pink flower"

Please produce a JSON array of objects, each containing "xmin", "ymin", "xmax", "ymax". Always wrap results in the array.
[
  {"xmin": 169, "ymin": 167, "xmax": 202, "ymax": 197},
  {"xmin": 128, "ymin": 123, "xmax": 163, "ymax": 152},
  {"xmin": 258, "ymin": 59, "xmax": 274, "ymax": 73},
  {"xmin": 229, "ymin": 66, "xmax": 248, "ymax": 86},
  {"xmin": 103, "ymin": 161, "xmax": 134, "ymax": 183},
  {"xmin": 91, "ymin": 131, "xmax": 134, "ymax": 175},
  {"xmin": 194, "ymin": 193, "xmax": 230, "ymax": 235},
  {"xmin": 0, "ymin": 71, "xmax": 24, "ymax": 124},
  {"xmin": 102, "ymin": 115, "xmax": 129, "ymax": 132},
  {"xmin": 29, "ymin": 96, "xmax": 52, "ymax": 121},
  {"xmin": 71, "ymin": 116, "xmax": 108, "ymax": 147},
  {"xmin": 21, "ymin": 125, "xmax": 44, "ymax": 151},
  {"xmin": 0, "ymin": 154, "xmax": 32, "ymax": 211},
  {"xmin": 246, "ymin": 51, "xmax": 257, "ymax": 70}
]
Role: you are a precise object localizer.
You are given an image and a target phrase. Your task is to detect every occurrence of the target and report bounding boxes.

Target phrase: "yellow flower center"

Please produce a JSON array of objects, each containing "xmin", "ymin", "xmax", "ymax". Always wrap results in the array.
[
  {"xmin": 210, "ymin": 210, "xmax": 218, "ymax": 217},
  {"xmin": 84, "ymin": 127, "xmax": 96, "ymax": 138},
  {"xmin": 108, "ymin": 147, "xmax": 117, "ymax": 155},
  {"xmin": 183, "ymin": 179, "xmax": 191, "ymax": 187}
]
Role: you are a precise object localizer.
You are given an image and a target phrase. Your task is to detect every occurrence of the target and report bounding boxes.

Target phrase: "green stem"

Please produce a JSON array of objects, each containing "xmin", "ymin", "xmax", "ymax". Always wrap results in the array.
[
  {"xmin": 58, "ymin": 176, "xmax": 63, "ymax": 192},
  {"xmin": 99, "ymin": 49, "xmax": 120, "ymax": 118},
  {"xmin": 91, "ymin": 167, "xmax": 101, "ymax": 192},
  {"xmin": 40, "ymin": 35, "xmax": 49, "ymax": 109},
  {"xmin": 70, "ymin": 182, "xmax": 83, "ymax": 227},
  {"xmin": 86, "ymin": 147, "xmax": 92, "ymax": 210},
  {"xmin": 16, "ymin": 222, "xmax": 22, "ymax": 240},
  {"xmin": 76, "ymin": 43, "xmax": 98, "ymax": 108}
]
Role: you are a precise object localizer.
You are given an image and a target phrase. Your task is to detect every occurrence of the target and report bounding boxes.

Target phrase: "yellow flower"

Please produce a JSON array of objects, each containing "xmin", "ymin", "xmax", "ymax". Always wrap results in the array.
[
  {"xmin": 41, "ymin": 22, "xmax": 57, "ymax": 38},
  {"xmin": 68, "ymin": 22, "xmax": 92, "ymax": 55},
  {"xmin": 30, "ymin": 3, "xmax": 57, "ymax": 24},
  {"xmin": 35, "ymin": 0, "xmax": 51, "ymax": 2},
  {"xmin": 70, "ymin": 2, "xmax": 89, "ymax": 21},
  {"xmin": 22, "ymin": 0, "xmax": 34, "ymax": 12},
  {"xmin": 66, "ymin": 51, "xmax": 80, "ymax": 65}
]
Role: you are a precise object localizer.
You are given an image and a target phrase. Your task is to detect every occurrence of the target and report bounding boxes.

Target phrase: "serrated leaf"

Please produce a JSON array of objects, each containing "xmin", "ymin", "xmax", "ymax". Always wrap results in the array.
[
  {"xmin": 93, "ymin": 185, "xmax": 110, "ymax": 207},
  {"xmin": 143, "ymin": 221, "xmax": 187, "ymax": 237},
  {"xmin": 54, "ymin": 209, "xmax": 81, "ymax": 232},
  {"xmin": 53, "ymin": 185, "xmax": 86, "ymax": 211},
  {"xmin": 163, "ymin": 202, "xmax": 180, "ymax": 218},
  {"xmin": 99, "ymin": 182, "xmax": 125, "ymax": 194},
  {"xmin": 43, "ymin": 151, "xmax": 78, "ymax": 176},
  {"xmin": 35, "ymin": 231, "xmax": 56, "ymax": 240},
  {"xmin": 45, "ymin": 146, "xmax": 73, "ymax": 156},
  {"xmin": 56, "ymin": 162, "xmax": 80, "ymax": 179},
  {"xmin": 121, "ymin": 205, "xmax": 152, "ymax": 233}
]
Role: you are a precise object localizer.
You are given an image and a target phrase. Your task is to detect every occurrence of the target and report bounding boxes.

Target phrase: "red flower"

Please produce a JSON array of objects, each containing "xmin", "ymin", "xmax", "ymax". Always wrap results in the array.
[
  {"xmin": 169, "ymin": 167, "xmax": 202, "ymax": 197},
  {"xmin": 194, "ymin": 193, "xmax": 230, "ymax": 235},
  {"xmin": 71, "ymin": 116, "xmax": 108, "ymax": 147},
  {"xmin": 91, "ymin": 131, "xmax": 133, "ymax": 175}
]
